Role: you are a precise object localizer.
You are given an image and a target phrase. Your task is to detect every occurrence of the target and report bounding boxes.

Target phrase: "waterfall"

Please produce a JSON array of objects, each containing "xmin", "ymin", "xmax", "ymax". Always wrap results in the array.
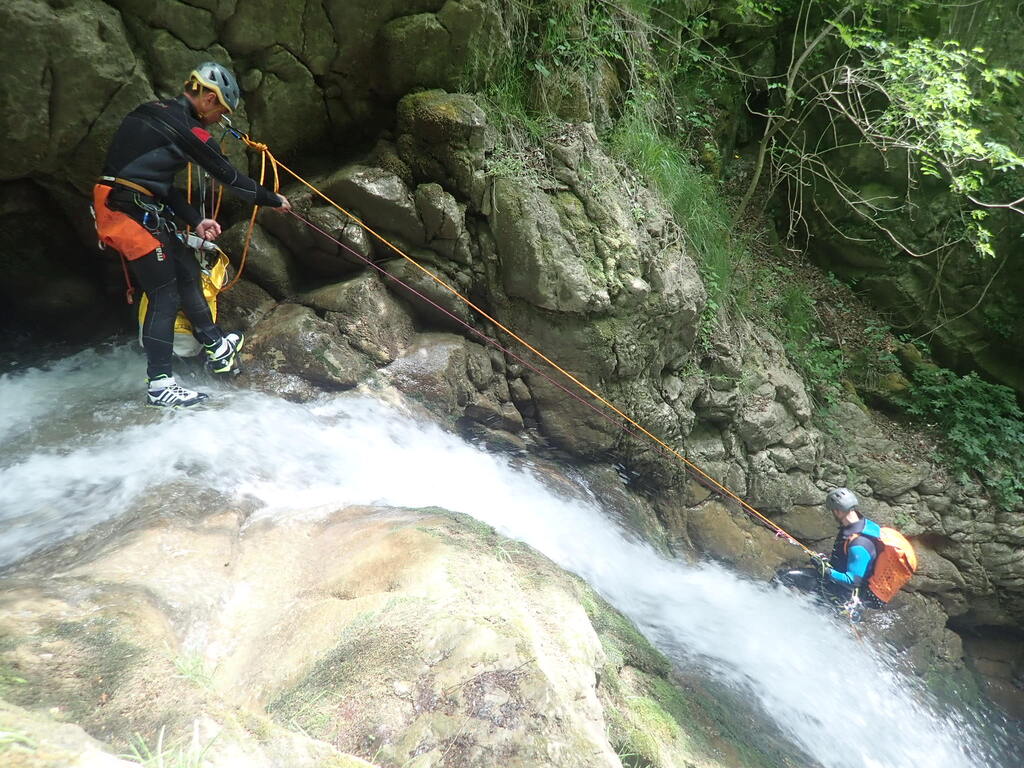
[{"xmin": 0, "ymin": 345, "xmax": 1015, "ymax": 768}]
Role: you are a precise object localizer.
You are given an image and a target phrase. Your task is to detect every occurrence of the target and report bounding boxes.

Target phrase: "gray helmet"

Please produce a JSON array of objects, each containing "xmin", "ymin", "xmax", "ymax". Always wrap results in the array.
[
  {"xmin": 825, "ymin": 487, "xmax": 859, "ymax": 513},
  {"xmin": 188, "ymin": 62, "xmax": 240, "ymax": 113}
]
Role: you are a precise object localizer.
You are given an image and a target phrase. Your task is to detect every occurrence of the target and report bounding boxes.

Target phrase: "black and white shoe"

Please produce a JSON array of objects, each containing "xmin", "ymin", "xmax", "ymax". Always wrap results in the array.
[
  {"xmin": 147, "ymin": 376, "xmax": 209, "ymax": 408},
  {"xmin": 206, "ymin": 332, "xmax": 244, "ymax": 375}
]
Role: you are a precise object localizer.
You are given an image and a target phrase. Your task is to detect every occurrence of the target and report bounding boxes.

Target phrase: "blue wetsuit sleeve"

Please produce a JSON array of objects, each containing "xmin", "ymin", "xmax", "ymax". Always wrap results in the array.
[{"xmin": 829, "ymin": 544, "xmax": 872, "ymax": 586}]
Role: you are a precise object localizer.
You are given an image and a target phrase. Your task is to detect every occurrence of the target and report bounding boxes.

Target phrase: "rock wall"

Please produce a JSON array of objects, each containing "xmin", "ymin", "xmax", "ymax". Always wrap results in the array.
[{"xmin": 2, "ymin": 0, "xmax": 1022, "ymax": 721}]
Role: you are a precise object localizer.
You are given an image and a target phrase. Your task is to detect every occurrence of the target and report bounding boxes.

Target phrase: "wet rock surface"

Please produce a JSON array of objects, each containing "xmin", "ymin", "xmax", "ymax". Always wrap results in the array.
[{"xmin": 0, "ymin": 506, "xmax": 799, "ymax": 768}]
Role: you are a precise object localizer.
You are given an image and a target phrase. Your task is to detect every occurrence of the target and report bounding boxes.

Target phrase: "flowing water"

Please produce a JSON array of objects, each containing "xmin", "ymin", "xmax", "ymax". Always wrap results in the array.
[{"xmin": 1, "ymin": 344, "xmax": 1018, "ymax": 768}]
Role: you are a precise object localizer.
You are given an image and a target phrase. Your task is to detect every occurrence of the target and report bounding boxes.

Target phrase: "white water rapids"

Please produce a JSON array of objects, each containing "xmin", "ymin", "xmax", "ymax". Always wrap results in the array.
[{"xmin": 0, "ymin": 345, "xmax": 1016, "ymax": 768}]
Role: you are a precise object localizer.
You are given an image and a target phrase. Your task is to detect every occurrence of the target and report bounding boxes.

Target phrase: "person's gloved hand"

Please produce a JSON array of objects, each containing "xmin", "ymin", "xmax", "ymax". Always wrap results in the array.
[{"xmin": 809, "ymin": 552, "xmax": 831, "ymax": 579}]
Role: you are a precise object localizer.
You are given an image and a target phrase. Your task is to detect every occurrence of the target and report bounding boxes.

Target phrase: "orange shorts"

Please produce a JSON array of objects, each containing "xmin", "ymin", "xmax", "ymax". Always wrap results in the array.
[{"xmin": 92, "ymin": 184, "xmax": 161, "ymax": 260}]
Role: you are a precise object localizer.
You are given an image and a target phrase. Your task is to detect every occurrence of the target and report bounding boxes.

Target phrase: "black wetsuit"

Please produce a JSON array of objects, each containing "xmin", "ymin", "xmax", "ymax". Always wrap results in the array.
[{"xmin": 99, "ymin": 96, "xmax": 280, "ymax": 379}]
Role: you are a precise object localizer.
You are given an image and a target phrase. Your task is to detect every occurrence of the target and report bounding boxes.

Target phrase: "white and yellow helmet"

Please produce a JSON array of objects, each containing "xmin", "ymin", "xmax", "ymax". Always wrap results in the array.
[{"xmin": 187, "ymin": 61, "xmax": 240, "ymax": 113}]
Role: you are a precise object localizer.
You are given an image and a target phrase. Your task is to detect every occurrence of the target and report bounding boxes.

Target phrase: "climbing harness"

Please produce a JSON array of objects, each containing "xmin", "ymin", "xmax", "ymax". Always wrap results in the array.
[
  {"xmin": 135, "ymin": 162, "xmax": 231, "ymax": 357},
  {"xmin": 134, "ymin": 194, "xmax": 176, "ymax": 238},
  {"xmin": 840, "ymin": 591, "xmax": 864, "ymax": 624},
  {"xmin": 91, "ymin": 182, "xmax": 161, "ymax": 304},
  {"xmin": 97, "ymin": 175, "xmax": 155, "ymax": 198}
]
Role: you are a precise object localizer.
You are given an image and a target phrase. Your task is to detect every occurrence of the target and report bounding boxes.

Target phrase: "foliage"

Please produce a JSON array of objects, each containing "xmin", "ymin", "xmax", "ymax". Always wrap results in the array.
[
  {"xmin": 0, "ymin": 729, "xmax": 37, "ymax": 752},
  {"xmin": 750, "ymin": 264, "xmax": 849, "ymax": 405},
  {"xmin": 901, "ymin": 367, "xmax": 1024, "ymax": 507},
  {"xmin": 831, "ymin": 33, "xmax": 1024, "ymax": 256},
  {"xmin": 173, "ymin": 652, "xmax": 213, "ymax": 689},
  {"xmin": 609, "ymin": 104, "xmax": 750, "ymax": 335},
  {"xmin": 126, "ymin": 724, "xmax": 217, "ymax": 768},
  {"xmin": 478, "ymin": 0, "xmax": 1024, "ymax": 504},
  {"xmin": 727, "ymin": 0, "xmax": 1024, "ymax": 259},
  {"xmin": 847, "ymin": 319, "xmax": 901, "ymax": 391}
]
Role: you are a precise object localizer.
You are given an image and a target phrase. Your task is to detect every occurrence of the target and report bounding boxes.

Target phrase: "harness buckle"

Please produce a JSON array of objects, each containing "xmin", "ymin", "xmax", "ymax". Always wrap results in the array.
[{"xmin": 842, "ymin": 593, "xmax": 864, "ymax": 623}]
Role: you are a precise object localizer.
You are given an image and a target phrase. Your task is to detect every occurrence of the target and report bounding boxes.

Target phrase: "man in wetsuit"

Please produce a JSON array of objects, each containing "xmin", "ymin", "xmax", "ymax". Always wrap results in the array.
[
  {"xmin": 816, "ymin": 487, "xmax": 885, "ymax": 610},
  {"xmin": 775, "ymin": 487, "xmax": 885, "ymax": 615},
  {"xmin": 93, "ymin": 61, "xmax": 291, "ymax": 407}
]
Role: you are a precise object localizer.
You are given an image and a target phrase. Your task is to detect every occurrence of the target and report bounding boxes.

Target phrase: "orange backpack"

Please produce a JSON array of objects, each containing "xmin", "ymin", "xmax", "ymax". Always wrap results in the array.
[{"xmin": 847, "ymin": 527, "xmax": 917, "ymax": 603}]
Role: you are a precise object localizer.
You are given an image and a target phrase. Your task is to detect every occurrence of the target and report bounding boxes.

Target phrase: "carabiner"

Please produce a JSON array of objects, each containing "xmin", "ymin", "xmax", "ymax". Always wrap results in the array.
[{"xmin": 842, "ymin": 594, "xmax": 864, "ymax": 623}]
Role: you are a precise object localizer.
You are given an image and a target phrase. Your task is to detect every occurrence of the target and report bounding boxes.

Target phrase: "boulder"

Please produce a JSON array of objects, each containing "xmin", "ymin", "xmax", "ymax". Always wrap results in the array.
[
  {"xmin": 380, "ymin": 333, "xmax": 518, "ymax": 430},
  {"xmin": 778, "ymin": 504, "xmax": 835, "ymax": 544},
  {"xmin": 0, "ymin": 506, "xmax": 778, "ymax": 768},
  {"xmin": 257, "ymin": 190, "xmax": 371, "ymax": 279},
  {"xmin": 491, "ymin": 180, "xmax": 612, "ymax": 314},
  {"xmin": 237, "ymin": 45, "xmax": 331, "ymax": 156},
  {"xmin": 219, "ymin": 221, "xmax": 302, "ymax": 299},
  {"xmin": 0, "ymin": 701, "xmax": 136, "ymax": 768},
  {"xmin": 221, "ymin": 0, "xmax": 333, "ymax": 73},
  {"xmin": 416, "ymin": 182, "xmax": 473, "ymax": 263},
  {"xmin": 0, "ymin": 0, "xmax": 153, "ymax": 186},
  {"xmin": 861, "ymin": 592, "xmax": 966, "ymax": 678},
  {"xmin": 736, "ymin": 398, "xmax": 799, "ymax": 453},
  {"xmin": 378, "ymin": 1, "xmax": 503, "ymax": 98},
  {"xmin": 242, "ymin": 303, "xmax": 373, "ymax": 396},
  {"xmin": 686, "ymin": 500, "xmax": 797, "ymax": 579},
  {"xmin": 379, "ymin": 257, "xmax": 476, "ymax": 331},
  {"xmin": 396, "ymin": 90, "xmax": 490, "ymax": 204},
  {"xmin": 299, "ymin": 271, "xmax": 416, "ymax": 366},
  {"xmin": 215, "ymin": 278, "xmax": 277, "ymax": 334},
  {"xmin": 324, "ymin": 165, "xmax": 425, "ymax": 246},
  {"xmin": 745, "ymin": 453, "xmax": 822, "ymax": 513}
]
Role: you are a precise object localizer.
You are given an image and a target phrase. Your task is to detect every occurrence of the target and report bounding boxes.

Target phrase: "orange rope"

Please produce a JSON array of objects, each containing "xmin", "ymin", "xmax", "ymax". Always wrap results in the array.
[
  {"xmin": 234, "ymin": 137, "xmax": 815, "ymax": 557},
  {"xmin": 213, "ymin": 181, "xmax": 224, "ymax": 221},
  {"xmin": 186, "ymin": 164, "xmax": 192, "ymax": 220},
  {"xmin": 221, "ymin": 137, "xmax": 278, "ymax": 292}
]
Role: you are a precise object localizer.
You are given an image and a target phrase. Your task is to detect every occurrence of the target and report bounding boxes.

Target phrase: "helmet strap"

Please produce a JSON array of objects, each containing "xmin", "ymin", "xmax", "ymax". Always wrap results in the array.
[{"xmin": 185, "ymin": 77, "xmax": 228, "ymax": 115}]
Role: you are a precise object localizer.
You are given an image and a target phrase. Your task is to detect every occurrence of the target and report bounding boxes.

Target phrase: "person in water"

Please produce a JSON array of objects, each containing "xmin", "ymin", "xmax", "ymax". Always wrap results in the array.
[
  {"xmin": 818, "ymin": 487, "xmax": 885, "ymax": 609},
  {"xmin": 93, "ymin": 61, "xmax": 291, "ymax": 407},
  {"xmin": 776, "ymin": 487, "xmax": 884, "ymax": 613}
]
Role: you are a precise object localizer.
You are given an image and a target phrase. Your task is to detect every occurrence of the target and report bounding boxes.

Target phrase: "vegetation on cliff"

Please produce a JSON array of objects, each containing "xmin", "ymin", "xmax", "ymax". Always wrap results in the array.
[{"xmin": 477, "ymin": 0, "xmax": 1024, "ymax": 509}]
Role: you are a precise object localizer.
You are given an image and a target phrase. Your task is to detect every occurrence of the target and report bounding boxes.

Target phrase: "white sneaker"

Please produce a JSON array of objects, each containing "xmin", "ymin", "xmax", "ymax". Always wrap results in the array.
[
  {"xmin": 147, "ymin": 376, "xmax": 208, "ymax": 408},
  {"xmin": 206, "ymin": 331, "xmax": 244, "ymax": 375}
]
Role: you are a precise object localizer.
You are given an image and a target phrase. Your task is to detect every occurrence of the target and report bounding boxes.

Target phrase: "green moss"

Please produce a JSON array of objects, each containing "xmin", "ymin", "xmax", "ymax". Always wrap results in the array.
[
  {"xmin": 578, "ymin": 583, "xmax": 806, "ymax": 768},
  {"xmin": 0, "ymin": 728, "xmax": 37, "ymax": 753},
  {"xmin": 412, "ymin": 507, "xmax": 496, "ymax": 538},
  {"xmin": 268, "ymin": 608, "xmax": 417, "ymax": 741},
  {"xmin": 411, "ymin": 509, "xmax": 548, "ymax": 584},
  {"xmin": 312, "ymin": 344, "xmax": 343, "ymax": 378},
  {"xmin": 236, "ymin": 708, "xmax": 275, "ymax": 744},
  {"xmin": 625, "ymin": 694, "xmax": 685, "ymax": 763},
  {"xmin": 4, "ymin": 618, "xmax": 145, "ymax": 723},
  {"xmin": 578, "ymin": 590, "xmax": 669, "ymax": 677}
]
